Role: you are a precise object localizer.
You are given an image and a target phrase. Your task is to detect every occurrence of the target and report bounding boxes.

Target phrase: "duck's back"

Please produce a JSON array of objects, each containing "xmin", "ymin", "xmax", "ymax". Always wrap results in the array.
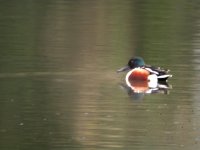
[{"xmin": 143, "ymin": 65, "xmax": 172, "ymax": 81}]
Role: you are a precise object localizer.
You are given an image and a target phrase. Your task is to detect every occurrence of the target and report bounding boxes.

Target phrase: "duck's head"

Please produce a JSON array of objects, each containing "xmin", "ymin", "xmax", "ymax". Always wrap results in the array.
[{"xmin": 117, "ymin": 57, "xmax": 145, "ymax": 72}]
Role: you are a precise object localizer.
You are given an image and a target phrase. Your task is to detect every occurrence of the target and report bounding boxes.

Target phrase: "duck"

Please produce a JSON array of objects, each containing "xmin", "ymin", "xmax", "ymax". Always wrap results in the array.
[{"xmin": 117, "ymin": 57, "xmax": 172, "ymax": 83}]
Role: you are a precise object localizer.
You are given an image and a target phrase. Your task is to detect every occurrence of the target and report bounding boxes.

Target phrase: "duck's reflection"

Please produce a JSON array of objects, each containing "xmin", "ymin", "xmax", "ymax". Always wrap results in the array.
[{"xmin": 120, "ymin": 80, "xmax": 172, "ymax": 100}]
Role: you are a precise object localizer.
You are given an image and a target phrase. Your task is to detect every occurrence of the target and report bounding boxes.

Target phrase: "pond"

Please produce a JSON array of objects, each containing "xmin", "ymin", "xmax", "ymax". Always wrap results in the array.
[{"xmin": 0, "ymin": 0, "xmax": 200, "ymax": 150}]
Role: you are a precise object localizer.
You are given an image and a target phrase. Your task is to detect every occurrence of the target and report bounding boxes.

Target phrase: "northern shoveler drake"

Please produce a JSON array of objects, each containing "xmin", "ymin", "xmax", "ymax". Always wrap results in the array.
[{"xmin": 117, "ymin": 57, "xmax": 172, "ymax": 83}]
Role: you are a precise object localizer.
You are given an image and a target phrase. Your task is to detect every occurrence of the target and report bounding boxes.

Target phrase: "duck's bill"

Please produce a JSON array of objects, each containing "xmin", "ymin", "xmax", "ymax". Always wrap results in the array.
[{"xmin": 117, "ymin": 65, "xmax": 130, "ymax": 72}]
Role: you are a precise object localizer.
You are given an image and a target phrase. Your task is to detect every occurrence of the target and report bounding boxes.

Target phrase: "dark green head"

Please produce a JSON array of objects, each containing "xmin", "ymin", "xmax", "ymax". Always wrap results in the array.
[
  {"xmin": 128, "ymin": 57, "xmax": 145, "ymax": 68},
  {"xmin": 117, "ymin": 57, "xmax": 145, "ymax": 72}
]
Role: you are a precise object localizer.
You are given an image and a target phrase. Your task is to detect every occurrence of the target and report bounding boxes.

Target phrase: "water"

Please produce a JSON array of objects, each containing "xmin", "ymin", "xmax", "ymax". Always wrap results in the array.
[{"xmin": 0, "ymin": 0, "xmax": 200, "ymax": 149}]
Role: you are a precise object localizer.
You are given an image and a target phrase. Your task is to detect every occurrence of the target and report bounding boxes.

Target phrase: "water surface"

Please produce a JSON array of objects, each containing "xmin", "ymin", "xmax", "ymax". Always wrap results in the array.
[{"xmin": 0, "ymin": 0, "xmax": 200, "ymax": 150}]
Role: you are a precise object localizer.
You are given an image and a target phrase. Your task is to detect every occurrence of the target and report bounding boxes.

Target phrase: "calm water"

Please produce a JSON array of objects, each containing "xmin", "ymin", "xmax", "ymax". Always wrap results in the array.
[{"xmin": 1, "ymin": 0, "xmax": 200, "ymax": 150}]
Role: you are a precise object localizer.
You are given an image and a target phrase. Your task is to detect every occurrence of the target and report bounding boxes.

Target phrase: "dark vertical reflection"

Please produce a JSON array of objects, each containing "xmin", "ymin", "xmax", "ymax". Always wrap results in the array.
[{"xmin": 132, "ymin": 0, "xmax": 200, "ymax": 148}]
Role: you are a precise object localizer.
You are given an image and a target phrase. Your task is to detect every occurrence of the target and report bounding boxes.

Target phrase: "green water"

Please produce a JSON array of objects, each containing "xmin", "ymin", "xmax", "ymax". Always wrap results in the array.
[{"xmin": 1, "ymin": 0, "xmax": 200, "ymax": 150}]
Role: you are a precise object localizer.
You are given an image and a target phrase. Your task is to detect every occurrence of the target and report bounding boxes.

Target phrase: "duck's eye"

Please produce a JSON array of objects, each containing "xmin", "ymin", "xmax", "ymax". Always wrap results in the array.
[{"xmin": 128, "ymin": 59, "xmax": 135, "ymax": 67}]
